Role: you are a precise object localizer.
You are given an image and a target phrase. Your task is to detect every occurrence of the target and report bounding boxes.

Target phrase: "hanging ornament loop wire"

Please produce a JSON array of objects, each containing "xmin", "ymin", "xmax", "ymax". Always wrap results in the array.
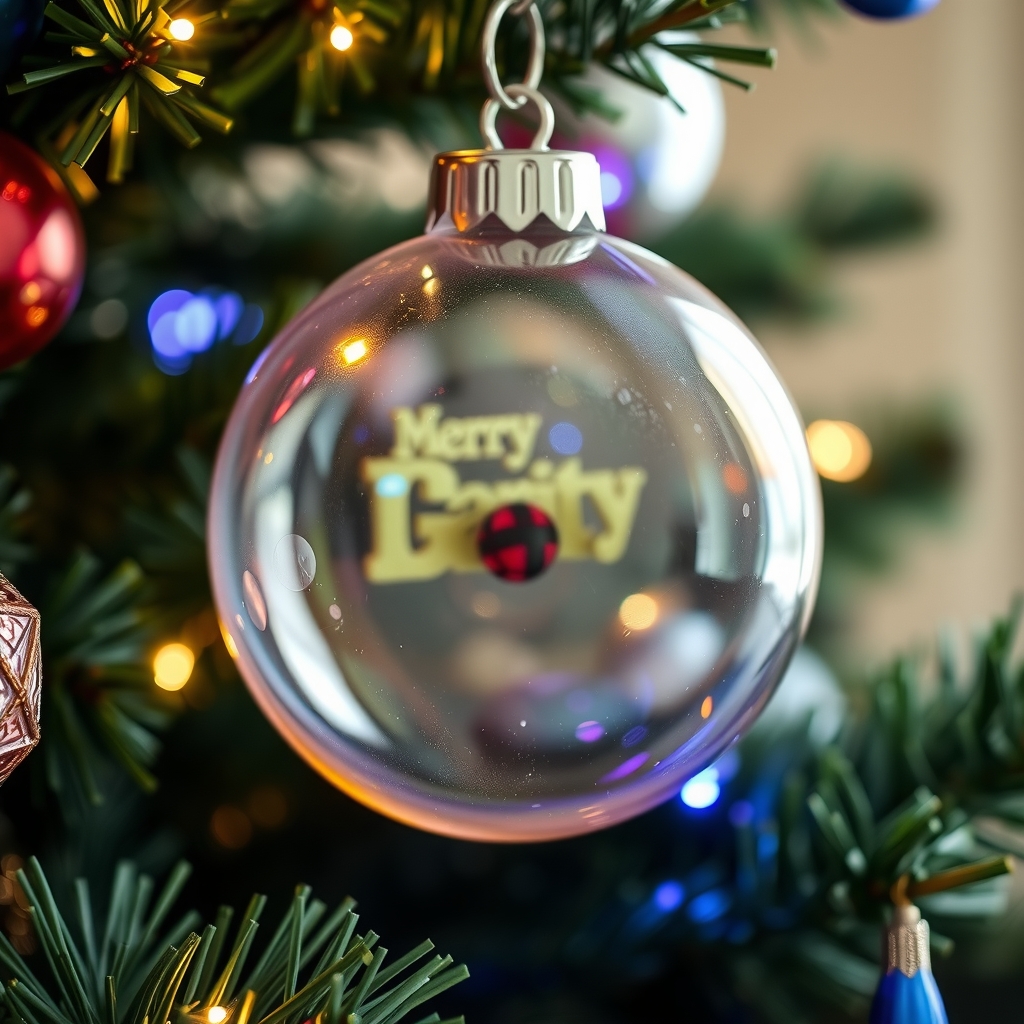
[
  {"xmin": 481, "ymin": 84, "xmax": 556, "ymax": 151},
  {"xmin": 481, "ymin": 0, "xmax": 545, "ymax": 108},
  {"xmin": 480, "ymin": 0, "xmax": 551, "ymax": 149}
]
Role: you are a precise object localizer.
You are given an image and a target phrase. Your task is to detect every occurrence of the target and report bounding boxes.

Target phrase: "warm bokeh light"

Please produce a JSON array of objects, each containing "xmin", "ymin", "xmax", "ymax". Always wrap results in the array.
[
  {"xmin": 700, "ymin": 696, "xmax": 713, "ymax": 719},
  {"xmin": 471, "ymin": 591, "xmax": 501, "ymax": 618},
  {"xmin": 210, "ymin": 805, "xmax": 252, "ymax": 849},
  {"xmin": 722, "ymin": 462, "xmax": 747, "ymax": 495},
  {"xmin": 806, "ymin": 419, "xmax": 873, "ymax": 483},
  {"xmin": 330, "ymin": 24, "xmax": 354, "ymax": 50},
  {"xmin": 153, "ymin": 642, "xmax": 195, "ymax": 691},
  {"xmin": 0, "ymin": 855, "xmax": 33, "ymax": 954},
  {"xmin": 421, "ymin": 265, "xmax": 434, "ymax": 279},
  {"xmin": 248, "ymin": 784, "xmax": 289, "ymax": 828},
  {"xmin": 207, "ymin": 1008, "xmax": 227, "ymax": 1024},
  {"xmin": 169, "ymin": 18, "xmax": 195, "ymax": 40},
  {"xmin": 422, "ymin": 276, "xmax": 440, "ymax": 296},
  {"xmin": 619, "ymin": 593, "xmax": 659, "ymax": 631},
  {"xmin": 340, "ymin": 338, "xmax": 368, "ymax": 364}
]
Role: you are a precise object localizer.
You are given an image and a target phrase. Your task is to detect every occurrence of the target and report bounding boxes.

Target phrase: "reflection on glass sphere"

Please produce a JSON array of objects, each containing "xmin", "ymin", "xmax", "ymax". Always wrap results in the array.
[
  {"xmin": 208, "ymin": 224, "xmax": 821, "ymax": 842},
  {"xmin": 543, "ymin": 42, "xmax": 725, "ymax": 239}
]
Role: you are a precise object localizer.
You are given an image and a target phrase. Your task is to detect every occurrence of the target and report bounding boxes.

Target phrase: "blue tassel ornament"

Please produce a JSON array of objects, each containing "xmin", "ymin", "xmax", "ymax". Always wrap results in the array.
[
  {"xmin": 870, "ymin": 904, "xmax": 949, "ymax": 1024},
  {"xmin": 840, "ymin": 0, "xmax": 941, "ymax": 19}
]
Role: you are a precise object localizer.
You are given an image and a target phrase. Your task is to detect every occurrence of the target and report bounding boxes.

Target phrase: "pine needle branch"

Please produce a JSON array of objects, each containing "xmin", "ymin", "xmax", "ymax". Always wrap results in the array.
[
  {"xmin": 6, "ymin": 0, "xmax": 232, "ymax": 183},
  {"xmin": 561, "ymin": 602, "xmax": 1024, "ymax": 1018},
  {"xmin": 0, "ymin": 861, "xmax": 465, "ymax": 1024},
  {"xmin": 39, "ymin": 552, "xmax": 169, "ymax": 802},
  {"xmin": 4, "ymin": 0, "xmax": 844, "ymax": 168}
]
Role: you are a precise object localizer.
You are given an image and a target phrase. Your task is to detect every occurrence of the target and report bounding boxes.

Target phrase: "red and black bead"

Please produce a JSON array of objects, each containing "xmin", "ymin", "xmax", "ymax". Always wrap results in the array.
[{"xmin": 477, "ymin": 503, "xmax": 558, "ymax": 582}]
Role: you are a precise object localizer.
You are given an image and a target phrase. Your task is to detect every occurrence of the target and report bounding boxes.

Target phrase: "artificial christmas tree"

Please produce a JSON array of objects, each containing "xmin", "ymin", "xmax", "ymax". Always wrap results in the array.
[{"xmin": 2, "ymin": 0, "xmax": 1014, "ymax": 1021}]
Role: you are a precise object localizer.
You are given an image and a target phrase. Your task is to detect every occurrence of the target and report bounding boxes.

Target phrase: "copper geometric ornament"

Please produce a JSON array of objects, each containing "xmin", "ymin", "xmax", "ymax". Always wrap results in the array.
[{"xmin": 0, "ymin": 573, "xmax": 40, "ymax": 786}]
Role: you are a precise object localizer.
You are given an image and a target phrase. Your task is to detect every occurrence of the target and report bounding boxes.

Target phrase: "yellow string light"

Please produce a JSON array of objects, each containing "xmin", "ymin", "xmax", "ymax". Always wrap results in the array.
[
  {"xmin": 207, "ymin": 1007, "xmax": 228, "ymax": 1024},
  {"xmin": 153, "ymin": 642, "xmax": 195, "ymax": 691},
  {"xmin": 806, "ymin": 419, "xmax": 873, "ymax": 483},
  {"xmin": 330, "ymin": 25, "xmax": 354, "ymax": 51},
  {"xmin": 169, "ymin": 18, "xmax": 196, "ymax": 41}
]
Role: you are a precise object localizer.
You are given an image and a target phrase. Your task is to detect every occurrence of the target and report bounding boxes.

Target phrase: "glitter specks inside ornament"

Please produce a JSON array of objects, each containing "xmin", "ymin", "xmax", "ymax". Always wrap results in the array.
[
  {"xmin": 478, "ymin": 503, "xmax": 558, "ymax": 582},
  {"xmin": 0, "ymin": 574, "xmax": 40, "ymax": 785}
]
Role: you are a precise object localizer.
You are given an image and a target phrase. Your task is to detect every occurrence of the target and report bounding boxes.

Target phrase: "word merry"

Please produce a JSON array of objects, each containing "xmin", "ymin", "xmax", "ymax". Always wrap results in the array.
[{"xmin": 391, "ymin": 404, "xmax": 542, "ymax": 472}]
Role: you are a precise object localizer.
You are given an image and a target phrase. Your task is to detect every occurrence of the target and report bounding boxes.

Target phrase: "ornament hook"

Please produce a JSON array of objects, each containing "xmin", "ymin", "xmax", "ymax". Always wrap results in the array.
[
  {"xmin": 480, "ymin": 0, "xmax": 553, "ymax": 150},
  {"xmin": 481, "ymin": 0, "xmax": 545, "ymax": 109},
  {"xmin": 480, "ymin": 84, "xmax": 555, "ymax": 151}
]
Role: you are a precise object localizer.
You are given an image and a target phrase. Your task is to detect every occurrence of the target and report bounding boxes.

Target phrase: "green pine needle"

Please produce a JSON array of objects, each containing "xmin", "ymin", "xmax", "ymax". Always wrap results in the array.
[
  {"xmin": 5, "ymin": 0, "xmax": 820, "ymax": 164},
  {"xmin": 563, "ymin": 601, "xmax": 1024, "ymax": 1018}
]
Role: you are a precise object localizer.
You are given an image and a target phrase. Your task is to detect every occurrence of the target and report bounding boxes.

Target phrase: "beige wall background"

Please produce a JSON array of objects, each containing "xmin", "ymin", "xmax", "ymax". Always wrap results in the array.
[{"xmin": 709, "ymin": 0, "xmax": 1024, "ymax": 662}]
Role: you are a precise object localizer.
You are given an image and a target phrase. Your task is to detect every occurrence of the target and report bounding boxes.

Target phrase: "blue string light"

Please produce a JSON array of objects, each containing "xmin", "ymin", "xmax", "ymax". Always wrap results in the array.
[
  {"xmin": 148, "ymin": 288, "xmax": 262, "ymax": 374},
  {"xmin": 653, "ymin": 881, "xmax": 684, "ymax": 913},
  {"xmin": 681, "ymin": 766, "xmax": 720, "ymax": 809},
  {"xmin": 687, "ymin": 888, "xmax": 731, "ymax": 924}
]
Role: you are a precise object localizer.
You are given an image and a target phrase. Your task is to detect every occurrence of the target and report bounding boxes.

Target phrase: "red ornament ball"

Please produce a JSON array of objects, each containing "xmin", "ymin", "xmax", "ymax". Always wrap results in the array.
[
  {"xmin": 0, "ymin": 133, "xmax": 85, "ymax": 369},
  {"xmin": 477, "ymin": 503, "xmax": 559, "ymax": 582}
]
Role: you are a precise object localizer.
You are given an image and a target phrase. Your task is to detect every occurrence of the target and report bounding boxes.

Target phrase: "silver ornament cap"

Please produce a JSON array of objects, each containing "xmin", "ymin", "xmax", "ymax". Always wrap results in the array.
[{"xmin": 425, "ymin": 148, "xmax": 606, "ymax": 236}]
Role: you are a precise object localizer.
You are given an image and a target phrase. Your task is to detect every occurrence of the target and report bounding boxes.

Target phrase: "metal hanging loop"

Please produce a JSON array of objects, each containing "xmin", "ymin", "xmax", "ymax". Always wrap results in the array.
[
  {"xmin": 480, "ymin": 0, "xmax": 545, "ymax": 112},
  {"xmin": 480, "ymin": 83, "xmax": 555, "ymax": 151},
  {"xmin": 427, "ymin": 0, "xmax": 605, "ymax": 234}
]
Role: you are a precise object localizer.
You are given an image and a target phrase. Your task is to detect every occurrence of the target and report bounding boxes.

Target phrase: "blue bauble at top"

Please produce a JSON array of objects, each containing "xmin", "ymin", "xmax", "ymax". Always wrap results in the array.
[{"xmin": 841, "ymin": 0, "xmax": 940, "ymax": 18}]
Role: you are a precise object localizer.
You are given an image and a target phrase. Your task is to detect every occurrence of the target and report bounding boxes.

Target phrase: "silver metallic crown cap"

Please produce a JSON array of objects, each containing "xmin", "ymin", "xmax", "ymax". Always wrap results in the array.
[
  {"xmin": 425, "ymin": 149, "xmax": 606, "ymax": 235},
  {"xmin": 885, "ymin": 905, "xmax": 931, "ymax": 978}
]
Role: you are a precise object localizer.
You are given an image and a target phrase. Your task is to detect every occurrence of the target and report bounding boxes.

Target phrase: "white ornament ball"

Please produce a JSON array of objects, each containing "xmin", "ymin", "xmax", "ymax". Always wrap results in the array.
[{"xmin": 546, "ymin": 43, "xmax": 725, "ymax": 239}]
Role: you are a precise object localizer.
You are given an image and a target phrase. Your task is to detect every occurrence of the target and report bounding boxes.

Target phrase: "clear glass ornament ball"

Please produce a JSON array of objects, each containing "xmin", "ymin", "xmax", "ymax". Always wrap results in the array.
[{"xmin": 208, "ymin": 218, "xmax": 822, "ymax": 842}]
